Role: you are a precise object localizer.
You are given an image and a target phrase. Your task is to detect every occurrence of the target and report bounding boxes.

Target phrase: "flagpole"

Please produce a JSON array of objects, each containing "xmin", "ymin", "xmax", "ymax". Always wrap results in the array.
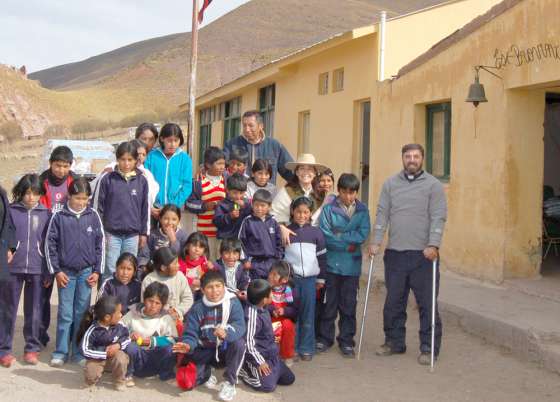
[{"xmin": 187, "ymin": 0, "xmax": 199, "ymax": 157}]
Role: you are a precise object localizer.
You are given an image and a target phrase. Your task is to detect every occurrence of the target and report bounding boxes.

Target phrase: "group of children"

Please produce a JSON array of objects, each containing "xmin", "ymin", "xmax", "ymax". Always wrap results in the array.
[{"xmin": 0, "ymin": 122, "xmax": 371, "ymax": 401}]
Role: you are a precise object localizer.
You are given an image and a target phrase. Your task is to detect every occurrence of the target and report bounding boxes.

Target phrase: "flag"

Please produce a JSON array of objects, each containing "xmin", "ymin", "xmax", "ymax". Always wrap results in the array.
[{"xmin": 198, "ymin": 0, "xmax": 213, "ymax": 23}]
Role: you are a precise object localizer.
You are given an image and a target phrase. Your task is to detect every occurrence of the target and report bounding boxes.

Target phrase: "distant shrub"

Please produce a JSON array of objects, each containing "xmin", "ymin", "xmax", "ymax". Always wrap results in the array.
[
  {"xmin": 71, "ymin": 119, "xmax": 113, "ymax": 134},
  {"xmin": 0, "ymin": 121, "xmax": 23, "ymax": 142},
  {"xmin": 119, "ymin": 111, "xmax": 159, "ymax": 128}
]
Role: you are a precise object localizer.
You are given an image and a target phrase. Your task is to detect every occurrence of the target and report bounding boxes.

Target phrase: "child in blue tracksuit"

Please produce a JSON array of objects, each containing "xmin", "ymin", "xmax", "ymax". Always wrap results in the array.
[
  {"xmin": 77, "ymin": 295, "xmax": 131, "ymax": 390},
  {"xmin": 144, "ymin": 123, "xmax": 193, "ymax": 211},
  {"xmin": 46, "ymin": 178, "xmax": 105, "ymax": 367},
  {"xmin": 214, "ymin": 238, "xmax": 249, "ymax": 300},
  {"xmin": 173, "ymin": 271, "xmax": 246, "ymax": 401},
  {"xmin": 93, "ymin": 141, "xmax": 149, "ymax": 282},
  {"xmin": 240, "ymin": 279, "xmax": 295, "ymax": 393},
  {"xmin": 284, "ymin": 196, "xmax": 327, "ymax": 360},
  {"xmin": 213, "ymin": 173, "xmax": 252, "ymax": 240},
  {"xmin": 238, "ymin": 189, "xmax": 283, "ymax": 280},
  {"xmin": 97, "ymin": 252, "xmax": 141, "ymax": 314},
  {"xmin": 316, "ymin": 173, "xmax": 371, "ymax": 358},
  {"xmin": 0, "ymin": 174, "xmax": 50, "ymax": 367}
]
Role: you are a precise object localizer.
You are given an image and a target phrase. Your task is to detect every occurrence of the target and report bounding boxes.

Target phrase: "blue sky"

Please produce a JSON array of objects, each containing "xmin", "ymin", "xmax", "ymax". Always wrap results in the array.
[{"xmin": 0, "ymin": 0, "xmax": 250, "ymax": 72}]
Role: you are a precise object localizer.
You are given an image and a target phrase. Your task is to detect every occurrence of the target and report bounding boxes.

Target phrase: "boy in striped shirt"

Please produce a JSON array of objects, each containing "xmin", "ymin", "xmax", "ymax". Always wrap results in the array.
[{"xmin": 186, "ymin": 147, "xmax": 227, "ymax": 260}]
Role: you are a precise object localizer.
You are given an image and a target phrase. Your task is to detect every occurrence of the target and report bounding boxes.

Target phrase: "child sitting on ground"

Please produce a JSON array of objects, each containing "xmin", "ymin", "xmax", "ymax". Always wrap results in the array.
[
  {"xmin": 238, "ymin": 189, "xmax": 283, "ymax": 280},
  {"xmin": 122, "ymin": 282, "xmax": 178, "ymax": 383},
  {"xmin": 246, "ymin": 159, "xmax": 277, "ymax": 199},
  {"xmin": 179, "ymin": 232, "xmax": 213, "ymax": 298},
  {"xmin": 142, "ymin": 247, "xmax": 193, "ymax": 321},
  {"xmin": 185, "ymin": 146, "xmax": 227, "ymax": 260},
  {"xmin": 267, "ymin": 261, "xmax": 299, "ymax": 365},
  {"xmin": 138, "ymin": 204, "xmax": 188, "ymax": 277},
  {"xmin": 214, "ymin": 238, "xmax": 249, "ymax": 300},
  {"xmin": 239, "ymin": 279, "xmax": 295, "ymax": 393},
  {"xmin": 173, "ymin": 271, "xmax": 246, "ymax": 401},
  {"xmin": 213, "ymin": 173, "xmax": 252, "ymax": 240},
  {"xmin": 78, "ymin": 296, "xmax": 131, "ymax": 391},
  {"xmin": 98, "ymin": 253, "xmax": 142, "ymax": 314}
]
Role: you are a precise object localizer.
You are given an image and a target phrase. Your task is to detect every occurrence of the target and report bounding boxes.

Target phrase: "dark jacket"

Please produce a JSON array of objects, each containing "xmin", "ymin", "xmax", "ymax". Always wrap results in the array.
[
  {"xmin": 284, "ymin": 223, "xmax": 327, "ymax": 281},
  {"xmin": 93, "ymin": 169, "xmax": 149, "ymax": 236},
  {"xmin": 38, "ymin": 169, "xmax": 76, "ymax": 212},
  {"xmin": 238, "ymin": 214, "xmax": 283, "ymax": 278},
  {"xmin": 8, "ymin": 202, "xmax": 50, "ymax": 276},
  {"xmin": 182, "ymin": 293, "xmax": 245, "ymax": 351},
  {"xmin": 45, "ymin": 204, "xmax": 105, "ymax": 274},
  {"xmin": 0, "ymin": 188, "xmax": 16, "ymax": 281},
  {"xmin": 214, "ymin": 259, "xmax": 249, "ymax": 292},
  {"xmin": 81, "ymin": 321, "xmax": 131, "ymax": 360},
  {"xmin": 245, "ymin": 304, "xmax": 278, "ymax": 366},
  {"xmin": 212, "ymin": 197, "xmax": 252, "ymax": 239},
  {"xmin": 98, "ymin": 275, "xmax": 142, "ymax": 314},
  {"xmin": 223, "ymin": 135, "xmax": 294, "ymax": 184},
  {"xmin": 137, "ymin": 228, "xmax": 188, "ymax": 267}
]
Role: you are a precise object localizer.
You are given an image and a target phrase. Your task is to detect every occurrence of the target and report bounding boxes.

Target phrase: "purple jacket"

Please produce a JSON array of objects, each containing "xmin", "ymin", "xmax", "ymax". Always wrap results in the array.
[
  {"xmin": 137, "ymin": 228, "xmax": 188, "ymax": 267},
  {"xmin": 45, "ymin": 204, "xmax": 105, "ymax": 274},
  {"xmin": 212, "ymin": 197, "xmax": 252, "ymax": 239},
  {"xmin": 8, "ymin": 202, "xmax": 50, "ymax": 276},
  {"xmin": 214, "ymin": 259, "xmax": 249, "ymax": 292},
  {"xmin": 93, "ymin": 169, "xmax": 149, "ymax": 236},
  {"xmin": 245, "ymin": 304, "xmax": 279, "ymax": 366},
  {"xmin": 98, "ymin": 275, "xmax": 142, "ymax": 313},
  {"xmin": 238, "ymin": 214, "xmax": 283, "ymax": 278}
]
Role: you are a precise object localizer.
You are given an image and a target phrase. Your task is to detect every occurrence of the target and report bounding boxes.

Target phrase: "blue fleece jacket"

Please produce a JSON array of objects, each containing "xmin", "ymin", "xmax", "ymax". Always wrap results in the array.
[
  {"xmin": 319, "ymin": 197, "xmax": 371, "ymax": 277},
  {"xmin": 45, "ymin": 204, "xmax": 105, "ymax": 274},
  {"xmin": 145, "ymin": 148, "xmax": 193, "ymax": 208}
]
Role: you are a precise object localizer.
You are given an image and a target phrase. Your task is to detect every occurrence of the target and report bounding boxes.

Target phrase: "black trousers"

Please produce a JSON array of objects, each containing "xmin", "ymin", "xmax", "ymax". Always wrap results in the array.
[
  {"xmin": 316, "ymin": 272, "xmax": 359, "ymax": 348},
  {"xmin": 383, "ymin": 249, "xmax": 442, "ymax": 355}
]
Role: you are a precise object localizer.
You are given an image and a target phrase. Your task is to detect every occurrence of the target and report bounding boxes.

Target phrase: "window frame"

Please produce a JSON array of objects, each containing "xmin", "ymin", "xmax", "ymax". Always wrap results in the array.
[
  {"xmin": 222, "ymin": 97, "xmax": 241, "ymax": 144},
  {"xmin": 259, "ymin": 84, "xmax": 275, "ymax": 137},
  {"xmin": 425, "ymin": 102, "xmax": 452, "ymax": 181},
  {"xmin": 332, "ymin": 68, "xmax": 344, "ymax": 92},
  {"xmin": 318, "ymin": 72, "xmax": 329, "ymax": 95},
  {"xmin": 198, "ymin": 107, "xmax": 213, "ymax": 165}
]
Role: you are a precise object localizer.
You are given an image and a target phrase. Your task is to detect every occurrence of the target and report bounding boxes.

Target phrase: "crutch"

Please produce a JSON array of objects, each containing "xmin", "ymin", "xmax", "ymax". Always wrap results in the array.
[
  {"xmin": 430, "ymin": 258, "xmax": 437, "ymax": 372},
  {"xmin": 358, "ymin": 256, "xmax": 375, "ymax": 360}
]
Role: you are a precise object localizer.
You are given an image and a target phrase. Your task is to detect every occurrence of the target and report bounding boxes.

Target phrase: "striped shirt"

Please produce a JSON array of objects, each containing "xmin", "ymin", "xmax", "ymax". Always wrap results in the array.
[{"xmin": 197, "ymin": 175, "xmax": 226, "ymax": 237}]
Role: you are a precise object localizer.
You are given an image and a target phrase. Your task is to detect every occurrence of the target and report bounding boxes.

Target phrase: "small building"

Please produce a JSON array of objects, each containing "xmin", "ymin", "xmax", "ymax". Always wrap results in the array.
[{"xmin": 369, "ymin": 0, "xmax": 560, "ymax": 282}]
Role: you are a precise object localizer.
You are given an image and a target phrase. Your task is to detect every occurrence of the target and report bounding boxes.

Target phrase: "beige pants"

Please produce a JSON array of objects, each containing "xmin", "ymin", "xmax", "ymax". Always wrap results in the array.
[
  {"xmin": 207, "ymin": 236, "xmax": 220, "ymax": 262},
  {"xmin": 84, "ymin": 350, "xmax": 129, "ymax": 386}
]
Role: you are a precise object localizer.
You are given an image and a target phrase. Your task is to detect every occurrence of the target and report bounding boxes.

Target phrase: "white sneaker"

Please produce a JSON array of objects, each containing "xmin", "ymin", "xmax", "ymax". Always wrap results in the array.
[
  {"xmin": 50, "ymin": 357, "xmax": 65, "ymax": 368},
  {"xmin": 284, "ymin": 358, "xmax": 294, "ymax": 367},
  {"xmin": 218, "ymin": 381, "xmax": 236, "ymax": 401},
  {"xmin": 125, "ymin": 376, "xmax": 135, "ymax": 387},
  {"xmin": 204, "ymin": 375, "xmax": 219, "ymax": 390}
]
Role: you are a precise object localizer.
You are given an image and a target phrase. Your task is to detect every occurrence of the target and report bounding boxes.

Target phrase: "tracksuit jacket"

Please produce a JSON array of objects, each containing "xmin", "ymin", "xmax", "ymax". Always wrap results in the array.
[
  {"xmin": 212, "ymin": 197, "xmax": 252, "ymax": 239},
  {"xmin": 93, "ymin": 169, "xmax": 149, "ymax": 237},
  {"xmin": 284, "ymin": 222, "xmax": 327, "ymax": 281},
  {"xmin": 319, "ymin": 197, "xmax": 371, "ymax": 277},
  {"xmin": 214, "ymin": 259, "xmax": 249, "ymax": 293},
  {"xmin": 81, "ymin": 321, "xmax": 131, "ymax": 360},
  {"xmin": 145, "ymin": 148, "xmax": 193, "ymax": 208},
  {"xmin": 223, "ymin": 134, "xmax": 294, "ymax": 184},
  {"xmin": 97, "ymin": 275, "xmax": 142, "ymax": 314},
  {"xmin": 0, "ymin": 189, "xmax": 15, "ymax": 281},
  {"xmin": 45, "ymin": 204, "xmax": 105, "ymax": 274},
  {"xmin": 8, "ymin": 202, "xmax": 50, "ymax": 276},
  {"xmin": 182, "ymin": 295, "xmax": 245, "ymax": 351},
  {"xmin": 137, "ymin": 228, "xmax": 188, "ymax": 267},
  {"xmin": 238, "ymin": 214, "xmax": 283, "ymax": 279},
  {"xmin": 244, "ymin": 304, "xmax": 279, "ymax": 366}
]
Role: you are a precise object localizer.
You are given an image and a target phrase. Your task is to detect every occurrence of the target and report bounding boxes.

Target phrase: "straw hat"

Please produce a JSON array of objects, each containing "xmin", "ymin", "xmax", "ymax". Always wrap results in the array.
[{"xmin": 285, "ymin": 153, "xmax": 328, "ymax": 173}]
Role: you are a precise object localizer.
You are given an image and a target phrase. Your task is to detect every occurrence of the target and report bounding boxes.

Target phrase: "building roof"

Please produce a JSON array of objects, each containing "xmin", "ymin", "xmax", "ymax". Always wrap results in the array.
[{"xmin": 397, "ymin": 0, "xmax": 524, "ymax": 78}]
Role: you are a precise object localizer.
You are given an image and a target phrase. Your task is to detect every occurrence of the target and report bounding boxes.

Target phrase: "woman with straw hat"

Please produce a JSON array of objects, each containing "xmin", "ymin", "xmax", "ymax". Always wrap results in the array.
[{"xmin": 271, "ymin": 153, "xmax": 328, "ymax": 245}]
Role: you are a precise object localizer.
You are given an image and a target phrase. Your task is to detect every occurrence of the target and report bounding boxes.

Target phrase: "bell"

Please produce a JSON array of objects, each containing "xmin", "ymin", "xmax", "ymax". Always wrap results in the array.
[{"xmin": 466, "ymin": 75, "xmax": 488, "ymax": 107}]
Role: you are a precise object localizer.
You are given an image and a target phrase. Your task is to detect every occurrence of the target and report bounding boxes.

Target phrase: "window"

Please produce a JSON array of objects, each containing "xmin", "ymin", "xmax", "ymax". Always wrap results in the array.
[
  {"xmin": 199, "ymin": 107, "xmax": 213, "ymax": 164},
  {"xmin": 426, "ymin": 102, "xmax": 452, "ymax": 180},
  {"xmin": 318, "ymin": 72, "xmax": 329, "ymax": 95},
  {"xmin": 222, "ymin": 97, "xmax": 241, "ymax": 144},
  {"xmin": 333, "ymin": 68, "xmax": 344, "ymax": 92},
  {"xmin": 259, "ymin": 84, "xmax": 275, "ymax": 137},
  {"xmin": 298, "ymin": 111, "xmax": 311, "ymax": 155}
]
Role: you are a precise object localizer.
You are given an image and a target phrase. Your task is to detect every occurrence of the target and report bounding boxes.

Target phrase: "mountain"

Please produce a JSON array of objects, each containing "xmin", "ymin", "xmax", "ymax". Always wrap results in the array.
[{"xmin": 30, "ymin": 0, "xmax": 447, "ymax": 112}]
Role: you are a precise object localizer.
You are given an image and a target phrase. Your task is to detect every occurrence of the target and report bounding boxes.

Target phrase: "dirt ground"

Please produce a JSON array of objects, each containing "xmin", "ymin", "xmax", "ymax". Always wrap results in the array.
[{"xmin": 2, "ymin": 287, "xmax": 560, "ymax": 402}]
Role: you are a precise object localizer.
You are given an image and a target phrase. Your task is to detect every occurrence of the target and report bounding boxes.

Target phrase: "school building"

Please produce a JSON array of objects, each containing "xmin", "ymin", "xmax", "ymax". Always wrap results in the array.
[{"xmin": 184, "ymin": 0, "xmax": 560, "ymax": 283}]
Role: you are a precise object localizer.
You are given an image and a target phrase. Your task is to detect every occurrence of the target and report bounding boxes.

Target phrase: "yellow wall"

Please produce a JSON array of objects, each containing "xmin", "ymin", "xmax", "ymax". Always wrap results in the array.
[{"xmin": 370, "ymin": 0, "xmax": 560, "ymax": 282}]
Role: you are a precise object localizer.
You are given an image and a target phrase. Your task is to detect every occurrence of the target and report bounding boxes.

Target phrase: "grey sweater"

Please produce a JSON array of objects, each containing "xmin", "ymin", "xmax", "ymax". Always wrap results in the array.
[{"xmin": 373, "ymin": 171, "xmax": 447, "ymax": 251}]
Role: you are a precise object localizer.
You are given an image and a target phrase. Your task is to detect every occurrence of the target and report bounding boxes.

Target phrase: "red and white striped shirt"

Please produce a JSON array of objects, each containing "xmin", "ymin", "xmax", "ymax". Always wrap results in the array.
[{"xmin": 197, "ymin": 175, "xmax": 225, "ymax": 237}]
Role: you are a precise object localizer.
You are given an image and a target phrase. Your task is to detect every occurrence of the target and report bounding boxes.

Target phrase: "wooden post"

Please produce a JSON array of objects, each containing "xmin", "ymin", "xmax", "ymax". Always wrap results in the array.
[{"xmin": 187, "ymin": 0, "xmax": 199, "ymax": 157}]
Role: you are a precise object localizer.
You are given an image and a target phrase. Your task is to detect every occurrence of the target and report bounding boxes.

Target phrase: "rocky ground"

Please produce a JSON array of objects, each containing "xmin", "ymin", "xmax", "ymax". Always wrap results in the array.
[{"xmin": 2, "ymin": 287, "xmax": 559, "ymax": 402}]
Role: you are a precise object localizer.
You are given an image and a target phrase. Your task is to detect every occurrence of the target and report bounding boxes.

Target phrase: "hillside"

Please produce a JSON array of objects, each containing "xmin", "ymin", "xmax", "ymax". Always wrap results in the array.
[{"xmin": 30, "ymin": 0, "xmax": 447, "ymax": 110}]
